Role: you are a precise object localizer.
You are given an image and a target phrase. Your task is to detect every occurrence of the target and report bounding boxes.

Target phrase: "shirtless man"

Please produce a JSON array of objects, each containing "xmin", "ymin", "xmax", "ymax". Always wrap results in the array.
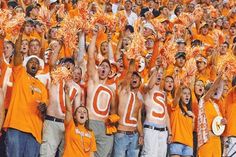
[
  {"xmin": 141, "ymin": 66, "xmax": 171, "ymax": 157},
  {"xmin": 113, "ymin": 60, "xmax": 143, "ymax": 157},
  {"xmin": 40, "ymin": 56, "xmax": 82, "ymax": 157},
  {"xmin": 86, "ymin": 26, "xmax": 116, "ymax": 157}
]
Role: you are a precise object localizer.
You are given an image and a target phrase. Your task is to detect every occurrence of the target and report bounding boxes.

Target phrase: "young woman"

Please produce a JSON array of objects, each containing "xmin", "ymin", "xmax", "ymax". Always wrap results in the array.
[
  {"xmin": 63, "ymin": 85, "xmax": 97, "ymax": 157},
  {"xmin": 164, "ymin": 76, "xmax": 175, "ymax": 116},
  {"xmin": 192, "ymin": 80, "xmax": 205, "ymax": 157},
  {"xmin": 170, "ymin": 84, "xmax": 195, "ymax": 157}
]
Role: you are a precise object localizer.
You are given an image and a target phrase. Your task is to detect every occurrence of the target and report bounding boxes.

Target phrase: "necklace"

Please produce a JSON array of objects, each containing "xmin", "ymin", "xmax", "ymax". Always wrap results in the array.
[{"xmin": 75, "ymin": 128, "xmax": 92, "ymax": 152}]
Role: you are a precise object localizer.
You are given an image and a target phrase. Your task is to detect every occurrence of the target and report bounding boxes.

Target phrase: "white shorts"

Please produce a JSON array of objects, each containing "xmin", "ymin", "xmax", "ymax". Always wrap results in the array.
[{"xmin": 141, "ymin": 126, "xmax": 168, "ymax": 157}]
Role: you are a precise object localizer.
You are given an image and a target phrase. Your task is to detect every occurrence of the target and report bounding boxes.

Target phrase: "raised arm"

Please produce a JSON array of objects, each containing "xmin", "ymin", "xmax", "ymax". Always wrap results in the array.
[
  {"xmin": 64, "ymin": 84, "xmax": 73, "ymax": 125},
  {"xmin": 172, "ymin": 83, "xmax": 182, "ymax": 108},
  {"xmin": 202, "ymin": 73, "xmax": 223, "ymax": 102},
  {"xmin": 14, "ymin": 28, "xmax": 23, "ymax": 66},
  {"xmin": 77, "ymin": 31, "xmax": 86, "ymax": 65},
  {"xmin": 87, "ymin": 26, "xmax": 99, "ymax": 82},
  {"xmin": 117, "ymin": 59, "xmax": 136, "ymax": 91},
  {"xmin": 107, "ymin": 31, "xmax": 114, "ymax": 62},
  {"xmin": 142, "ymin": 68, "xmax": 158, "ymax": 94}
]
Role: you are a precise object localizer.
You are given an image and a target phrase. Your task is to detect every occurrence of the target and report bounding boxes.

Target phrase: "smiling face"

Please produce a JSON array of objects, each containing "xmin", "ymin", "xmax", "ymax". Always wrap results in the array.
[
  {"xmin": 194, "ymin": 80, "xmax": 205, "ymax": 97},
  {"xmin": 26, "ymin": 57, "xmax": 40, "ymax": 77},
  {"xmin": 181, "ymin": 87, "xmax": 191, "ymax": 105},
  {"xmin": 98, "ymin": 61, "xmax": 111, "ymax": 80},
  {"xmin": 74, "ymin": 106, "xmax": 88, "ymax": 125}
]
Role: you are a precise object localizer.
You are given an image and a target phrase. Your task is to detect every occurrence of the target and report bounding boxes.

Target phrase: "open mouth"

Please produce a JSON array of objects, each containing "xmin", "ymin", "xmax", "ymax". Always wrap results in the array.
[
  {"xmin": 132, "ymin": 80, "xmax": 137, "ymax": 84},
  {"xmin": 31, "ymin": 66, "xmax": 36, "ymax": 72},
  {"xmin": 199, "ymin": 89, "xmax": 202, "ymax": 92},
  {"xmin": 80, "ymin": 115, "xmax": 84, "ymax": 119}
]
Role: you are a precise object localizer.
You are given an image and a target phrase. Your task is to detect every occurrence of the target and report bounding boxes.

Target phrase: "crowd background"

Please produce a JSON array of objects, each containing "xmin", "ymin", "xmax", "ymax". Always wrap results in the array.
[{"xmin": 0, "ymin": 0, "xmax": 236, "ymax": 157}]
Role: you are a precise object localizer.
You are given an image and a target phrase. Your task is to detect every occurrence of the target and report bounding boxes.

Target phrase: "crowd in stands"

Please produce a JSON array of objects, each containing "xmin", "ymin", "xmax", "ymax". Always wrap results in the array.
[{"xmin": 0, "ymin": 0, "xmax": 236, "ymax": 157}]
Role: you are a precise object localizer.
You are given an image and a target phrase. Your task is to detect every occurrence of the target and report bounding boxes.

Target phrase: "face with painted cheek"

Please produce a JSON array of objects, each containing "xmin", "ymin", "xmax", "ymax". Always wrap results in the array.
[
  {"xmin": 136, "ymin": 56, "xmax": 145, "ymax": 72},
  {"xmin": 181, "ymin": 88, "xmax": 191, "ymax": 105},
  {"xmin": 164, "ymin": 77, "xmax": 174, "ymax": 92},
  {"xmin": 98, "ymin": 62, "xmax": 111, "ymax": 80},
  {"xmin": 194, "ymin": 80, "xmax": 204, "ymax": 96}
]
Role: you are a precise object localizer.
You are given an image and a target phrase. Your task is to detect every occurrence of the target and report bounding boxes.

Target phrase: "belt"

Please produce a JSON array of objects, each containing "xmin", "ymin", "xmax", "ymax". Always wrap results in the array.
[
  {"xmin": 144, "ymin": 125, "xmax": 167, "ymax": 131},
  {"xmin": 117, "ymin": 130, "xmax": 137, "ymax": 135},
  {"xmin": 45, "ymin": 115, "xmax": 64, "ymax": 123}
]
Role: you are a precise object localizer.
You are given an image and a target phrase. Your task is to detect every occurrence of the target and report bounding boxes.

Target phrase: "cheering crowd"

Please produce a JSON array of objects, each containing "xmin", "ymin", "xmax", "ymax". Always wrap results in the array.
[{"xmin": 0, "ymin": 0, "xmax": 236, "ymax": 157}]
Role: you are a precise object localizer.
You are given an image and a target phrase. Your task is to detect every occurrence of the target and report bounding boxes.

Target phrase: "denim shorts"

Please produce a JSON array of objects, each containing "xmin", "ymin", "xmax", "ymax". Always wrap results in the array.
[{"xmin": 170, "ymin": 142, "xmax": 193, "ymax": 156}]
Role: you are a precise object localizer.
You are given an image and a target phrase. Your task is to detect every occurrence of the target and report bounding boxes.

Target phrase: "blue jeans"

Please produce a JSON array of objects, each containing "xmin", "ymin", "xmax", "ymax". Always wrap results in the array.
[
  {"xmin": 113, "ymin": 132, "xmax": 139, "ymax": 157},
  {"xmin": 170, "ymin": 142, "xmax": 193, "ymax": 156},
  {"xmin": 5, "ymin": 128, "xmax": 40, "ymax": 157}
]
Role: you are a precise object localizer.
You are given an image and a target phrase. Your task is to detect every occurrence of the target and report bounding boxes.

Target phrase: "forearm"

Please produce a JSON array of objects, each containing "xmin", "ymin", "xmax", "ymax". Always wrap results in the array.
[
  {"xmin": 78, "ymin": 32, "xmax": 86, "ymax": 63},
  {"xmin": 108, "ymin": 42, "xmax": 114, "ymax": 62}
]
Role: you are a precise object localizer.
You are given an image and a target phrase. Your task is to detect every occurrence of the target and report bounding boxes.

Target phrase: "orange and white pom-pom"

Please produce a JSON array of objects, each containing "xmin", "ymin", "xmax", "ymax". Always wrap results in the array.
[
  {"xmin": 218, "ymin": 56, "xmax": 236, "ymax": 80},
  {"xmin": 51, "ymin": 66, "xmax": 72, "ymax": 84}
]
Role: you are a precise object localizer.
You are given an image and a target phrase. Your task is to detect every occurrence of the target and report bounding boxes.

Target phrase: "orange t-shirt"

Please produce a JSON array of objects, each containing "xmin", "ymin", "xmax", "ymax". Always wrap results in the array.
[
  {"xmin": 204, "ymin": 100, "xmax": 222, "ymax": 131},
  {"xmin": 225, "ymin": 87, "xmax": 236, "ymax": 137},
  {"xmin": 63, "ymin": 120, "xmax": 97, "ymax": 157},
  {"xmin": 3, "ymin": 65, "xmax": 48, "ymax": 143},
  {"xmin": 170, "ymin": 104, "xmax": 193, "ymax": 147}
]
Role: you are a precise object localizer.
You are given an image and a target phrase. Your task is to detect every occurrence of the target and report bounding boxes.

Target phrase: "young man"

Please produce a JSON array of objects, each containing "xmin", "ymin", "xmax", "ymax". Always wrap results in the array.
[
  {"xmin": 40, "ymin": 57, "xmax": 82, "ymax": 157},
  {"xmin": 141, "ymin": 66, "xmax": 171, "ymax": 157},
  {"xmin": 113, "ymin": 60, "xmax": 143, "ymax": 157},
  {"xmin": 86, "ymin": 26, "xmax": 116, "ymax": 157},
  {"xmin": 3, "ymin": 30, "xmax": 48, "ymax": 157}
]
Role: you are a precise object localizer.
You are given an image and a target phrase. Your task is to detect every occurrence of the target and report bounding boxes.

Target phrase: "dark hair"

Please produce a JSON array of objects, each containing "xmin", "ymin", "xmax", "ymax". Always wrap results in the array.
[
  {"xmin": 159, "ymin": 6, "xmax": 167, "ymax": 12},
  {"xmin": 223, "ymin": 41, "xmax": 229, "ymax": 48},
  {"xmin": 232, "ymin": 76, "xmax": 236, "ymax": 87},
  {"xmin": 100, "ymin": 59, "xmax": 111, "ymax": 70},
  {"xmin": 179, "ymin": 87, "xmax": 192, "ymax": 117},
  {"xmin": 164, "ymin": 76, "xmax": 175, "ymax": 98},
  {"xmin": 58, "ymin": 57, "xmax": 75, "ymax": 66},
  {"xmin": 73, "ymin": 106, "xmax": 91, "ymax": 131},
  {"xmin": 174, "ymin": 5, "xmax": 182, "ymax": 16},
  {"xmin": 125, "ymin": 25, "xmax": 134, "ymax": 33},
  {"xmin": 132, "ymin": 71, "xmax": 142, "ymax": 82}
]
